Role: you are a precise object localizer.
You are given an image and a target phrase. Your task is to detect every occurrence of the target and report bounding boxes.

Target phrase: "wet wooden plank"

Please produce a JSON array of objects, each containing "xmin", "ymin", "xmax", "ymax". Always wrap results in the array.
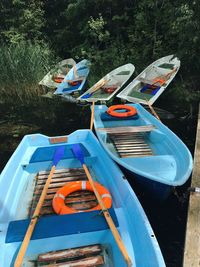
[
  {"xmin": 38, "ymin": 245, "xmax": 102, "ymax": 262},
  {"xmin": 32, "ymin": 194, "xmax": 97, "ymax": 208},
  {"xmin": 32, "ymin": 191, "xmax": 94, "ymax": 202},
  {"xmin": 37, "ymin": 172, "xmax": 86, "ymax": 180},
  {"xmin": 36, "ymin": 175, "xmax": 87, "ymax": 185},
  {"xmin": 29, "ymin": 167, "xmax": 90, "ymax": 216},
  {"xmin": 120, "ymin": 153, "xmax": 153, "ymax": 158},
  {"xmin": 110, "ymin": 133, "xmax": 144, "ymax": 137},
  {"xmin": 98, "ymin": 125, "xmax": 155, "ymax": 133},
  {"xmin": 109, "ymin": 130, "xmax": 153, "ymax": 158},
  {"xmin": 117, "ymin": 147, "xmax": 152, "ymax": 152},
  {"xmin": 183, "ymin": 103, "xmax": 200, "ymax": 267},
  {"xmin": 39, "ymin": 201, "xmax": 98, "ymax": 215},
  {"xmin": 39, "ymin": 168, "xmax": 85, "ymax": 175},
  {"xmin": 115, "ymin": 143, "xmax": 149, "ymax": 148},
  {"xmin": 40, "ymin": 255, "xmax": 104, "ymax": 266}
]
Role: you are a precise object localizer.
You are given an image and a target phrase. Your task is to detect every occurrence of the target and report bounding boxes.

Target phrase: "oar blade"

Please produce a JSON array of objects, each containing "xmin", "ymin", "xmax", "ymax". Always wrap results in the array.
[
  {"xmin": 81, "ymin": 93, "xmax": 92, "ymax": 99},
  {"xmin": 72, "ymin": 144, "xmax": 85, "ymax": 165},
  {"xmin": 53, "ymin": 146, "xmax": 65, "ymax": 166}
]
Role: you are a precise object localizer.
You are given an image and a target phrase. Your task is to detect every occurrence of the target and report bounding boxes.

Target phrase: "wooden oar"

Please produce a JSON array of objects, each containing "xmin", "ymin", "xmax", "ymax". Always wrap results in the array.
[
  {"xmin": 140, "ymin": 67, "xmax": 178, "ymax": 86},
  {"xmin": 152, "ymin": 67, "xmax": 178, "ymax": 86},
  {"xmin": 14, "ymin": 146, "xmax": 65, "ymax": 267},
  {"xmin": 72, "ymin": 144, "xmax": 132, "ymax": 267},
  {"xmin": 73, "ymin": 64, "xmax": 78, "ymax": 79},
  {"xmin": 81, "ymin": 78, "xmax": 109, "ymax": 99},
  {"xmin": 90, "ymin": 101, "xmax": 95, "ymax": 130},
  {"xmin": 66, "ymin": 64, "xmax": 69, "ymax": 74},
  {"xmin": 146, "ymin": 100, "xmax": 161, "ymax": 121}
]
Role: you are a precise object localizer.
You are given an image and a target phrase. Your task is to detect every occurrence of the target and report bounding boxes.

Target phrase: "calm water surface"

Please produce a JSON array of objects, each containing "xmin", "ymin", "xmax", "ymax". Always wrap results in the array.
[{"xmin": 0, "ymin": 95, "xmax": 198, "ymax": 267}]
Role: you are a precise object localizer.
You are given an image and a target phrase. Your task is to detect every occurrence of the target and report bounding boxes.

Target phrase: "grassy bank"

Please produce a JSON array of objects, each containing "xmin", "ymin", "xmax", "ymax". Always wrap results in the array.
[{"xmin": 0, "ymin": 42, "xmax": 57, "ymax": 103}]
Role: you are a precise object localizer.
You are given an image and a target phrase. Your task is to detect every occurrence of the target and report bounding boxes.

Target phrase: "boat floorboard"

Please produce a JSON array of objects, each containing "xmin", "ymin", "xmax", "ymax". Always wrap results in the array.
[
  {"xmin": 29, "ymin": 168, "xmax": 98, "ymax": 216},
  {"xmin": 35, "ymin": 244, "xmax": 105, "ymax": 266},
  {"xmin": 109, "ymin": 132, "xmax": 153, "ymax": 158}
]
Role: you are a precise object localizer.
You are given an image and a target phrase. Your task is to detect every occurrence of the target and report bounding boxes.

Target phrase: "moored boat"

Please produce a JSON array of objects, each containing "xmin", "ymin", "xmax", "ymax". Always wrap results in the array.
[
  {"xmin": 39, "ymin": 58, "xmax": 76, "ymax": 89},
  {"xmin": 93, "ymin": 103, "xmax": 193, "ymax": 199},
  {"xmin": 117, "ymin": 55, "xmax": 180, "ymax": 105},
  {"xmin": 0, "ymin": 130, "xmax": 165, "ymax": 266},
  {"xmin": 54, "ymin": 59, "xmax": 90, "ymax": 96},
  {"xmin": 78, "ymin": 63, "xmax": 135, "ymax": 102}
]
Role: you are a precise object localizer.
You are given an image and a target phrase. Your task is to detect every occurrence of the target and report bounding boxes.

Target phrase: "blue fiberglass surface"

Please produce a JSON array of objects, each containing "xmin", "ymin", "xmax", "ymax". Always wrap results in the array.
[
  {"xmin": 94, "ymin": 103, "xmax": 193, "ymax": 187},
  {"xmin": 0, "ymin": 130, "xmax": 166, "ymax": 267},
  {"xmin": 6, "ymin": 208, "xmax": 118, "ymax": 243},
  {"xmin": 29, "ymin": 143, "xmax": 90, "ymax": 163},
  {"xmin": 101, "ymin": 112, "xmax": 139, "ymax": 121},
  {"xmin": 54, "ymin": 59, "xmax": 90, "ymax": 95}
]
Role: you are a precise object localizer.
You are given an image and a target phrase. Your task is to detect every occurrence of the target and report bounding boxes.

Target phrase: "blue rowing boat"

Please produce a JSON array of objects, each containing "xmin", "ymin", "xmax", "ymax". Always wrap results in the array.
[
  {"xmin": 93, "ymin": 104, "xmax": 193, "ymax": 199},
  {"xmin": 0, "ymin": 130, "xmax": 165, "ymax": 266},
  {"xmin": 54, "ymin": 59, "xmax": 90, "ymax": 95}
]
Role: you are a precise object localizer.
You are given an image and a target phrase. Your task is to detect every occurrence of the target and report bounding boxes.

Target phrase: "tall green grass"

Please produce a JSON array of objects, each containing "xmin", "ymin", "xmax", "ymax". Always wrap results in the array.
[{"xmin": 0, "ymin": 42, "xmax": 57, "ymax": 103}]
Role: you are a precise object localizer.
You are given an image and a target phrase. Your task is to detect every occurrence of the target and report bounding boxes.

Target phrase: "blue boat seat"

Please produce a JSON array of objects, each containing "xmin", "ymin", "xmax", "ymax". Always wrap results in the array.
[
  {"xmin": 6, "ymin": 208, "xmax": 118, "ymax": 243},
  {"xmin": 101, "ymin": 112, "xmax": 139, "ymax": 121}
]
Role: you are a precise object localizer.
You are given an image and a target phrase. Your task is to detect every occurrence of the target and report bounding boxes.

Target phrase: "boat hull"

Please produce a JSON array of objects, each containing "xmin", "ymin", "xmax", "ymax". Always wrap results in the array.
[
  {"xmin": 117, "ymin": 55, "xmax": 180, "ymax": 105},
  {"xmin": 78, "ymin": 63, "xmax": 135, "ymax": 102},
  {"xmin": 0, "ymin": 130, "xmax": 165, "ymax": 267},
  {"xmin": 39, "ymin": 58, "xmax": 76, "ymax": 89},
  {"xmin": 94, "ymin": 103, "xmax": 193, "ymax": 199},
  {"xmin": 54, "ymin": 59, "xmax": 90, "ymax": 95}
]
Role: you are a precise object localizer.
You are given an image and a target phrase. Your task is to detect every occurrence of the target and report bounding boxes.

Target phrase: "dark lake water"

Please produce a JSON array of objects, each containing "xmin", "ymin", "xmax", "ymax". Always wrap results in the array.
[{"xmin": 0, "ymin": 94, "xmax": 198, "ymax": 267}]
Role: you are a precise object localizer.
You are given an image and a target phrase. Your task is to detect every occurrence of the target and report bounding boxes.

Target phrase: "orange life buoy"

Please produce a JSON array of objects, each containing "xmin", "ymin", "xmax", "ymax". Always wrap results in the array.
[
  {"xmin": 152, "ymin": 78, "xmax": 165, "ymax": 86},
  {"xmin": 52, "ymin": 75, "xmax": 64, "ymax": 83},
  {"xmin": 52, "ymin": 181, "xmax": 112, "ymax": 215},
  {"xmin": 107, "ymin": 104, "xmax": 137, "ymax": 118}
]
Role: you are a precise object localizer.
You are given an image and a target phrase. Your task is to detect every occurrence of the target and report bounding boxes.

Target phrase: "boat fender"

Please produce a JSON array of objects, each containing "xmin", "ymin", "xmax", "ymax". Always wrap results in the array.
[
  {"xmin": 52, "ymin": 181, "xmax": 112, "ymax": 215},
  {"xmin": 107, "ymin": 104, "xmax": 137, "ymax": 118}
]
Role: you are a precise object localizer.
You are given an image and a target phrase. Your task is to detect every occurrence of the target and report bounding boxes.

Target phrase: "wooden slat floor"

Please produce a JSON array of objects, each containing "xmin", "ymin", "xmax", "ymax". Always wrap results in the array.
[
  {"xmin": 29, "ymin": 169, "xmax": 106, "ymax": 266},
  {"xmin": 109, "ymin": 132, "xmax": 153, "ymax": 158},
  {"xmin": 37, "ymin": 244, "xmax": 105, "ymax": 267},
  {"xmin": 29, "ymin": 168, "xmax": 98, "ymax": 216}
]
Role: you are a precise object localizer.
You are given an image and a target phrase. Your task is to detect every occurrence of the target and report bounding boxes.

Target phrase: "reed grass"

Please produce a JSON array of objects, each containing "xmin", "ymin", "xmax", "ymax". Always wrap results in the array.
[{"xmin": 0, "ymin": 42, "xmax": 57, "ymax": 103}]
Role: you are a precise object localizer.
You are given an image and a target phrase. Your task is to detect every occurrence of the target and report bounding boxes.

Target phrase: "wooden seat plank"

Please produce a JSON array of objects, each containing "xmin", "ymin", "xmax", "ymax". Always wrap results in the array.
[
  {"xmin": 97, "ymin": 125, "xmax": 155, "ymax": 134},
  {"xmin": 40, "ymin": 255, "xmax": 104, "ymax": 267},
  {"xmin": 38, "ymin": 245, "xmax": 102, "ymax": 262}
]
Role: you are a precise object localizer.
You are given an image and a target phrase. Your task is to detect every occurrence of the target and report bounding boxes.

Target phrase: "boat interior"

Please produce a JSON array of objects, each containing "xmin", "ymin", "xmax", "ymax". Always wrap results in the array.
[
  {"xmin": 95, "ymin": 104, "xmax": 192, "ymax": 184},
  {"xmin": 123, "ymin": 60, "xmax": 178, "ymax": 101},
  {"xmin": 1, "ymin": 146, "xmax": 133, "ymax": 266}
]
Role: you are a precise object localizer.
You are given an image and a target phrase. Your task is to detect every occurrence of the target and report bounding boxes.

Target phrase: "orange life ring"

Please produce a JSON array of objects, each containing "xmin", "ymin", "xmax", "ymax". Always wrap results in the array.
[
  {"xmin": 52, "ymin": 75, "xmax": 64, "ymax": 83},
  {"xmin": 52, "ymin": 181, "xmax": 112, "ymax": 215},
  {"xmin": 68, "ymin": 79, "xmax": 82, "ymax": 86},
  {"xmin": 107, "ymin": 104, "xmax": 137, "ymax": 118},
  {"xmin": 152, "ymin": 78, "xmax": 165, "ymax": 86}
]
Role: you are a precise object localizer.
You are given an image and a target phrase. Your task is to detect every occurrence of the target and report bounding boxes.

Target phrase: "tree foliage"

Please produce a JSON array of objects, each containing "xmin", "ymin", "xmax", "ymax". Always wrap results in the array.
[{"xmin": 0, "ymin": 0, "xmax": 200, "ymax": 100}]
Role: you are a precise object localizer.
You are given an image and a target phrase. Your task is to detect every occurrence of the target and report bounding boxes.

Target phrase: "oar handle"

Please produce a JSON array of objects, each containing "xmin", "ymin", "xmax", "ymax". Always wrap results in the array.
[
  {"xmin": 90, "ymin": 78, "xmax": 108, "ymax": 93},
  {"xmin": 90, "ymin": 101, "xmax": 95, "ymax": 130},
  {"xmin": 73, "ymin": 64, "xmax": 78, "ymax": 79},
  {"xmin": 154, "ymin": 66, "xmax": 177, "ymax": 82},
  {"xmin": 14, "ymin": 166, "xmax": 56, "ymax": 267},
  {"xmin": 82, "ymin": 164, "xmax": 132, "ymax": 267},
  {"xmin": 146, "ymin": 101, "xmax": 161, "ymax": 121}
]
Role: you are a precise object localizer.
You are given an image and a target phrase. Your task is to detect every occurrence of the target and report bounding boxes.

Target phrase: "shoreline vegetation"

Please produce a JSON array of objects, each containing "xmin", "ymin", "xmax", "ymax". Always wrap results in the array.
[{"xmin": 0, "ymin": 42, "xmax": 57, "ymax": 103}]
